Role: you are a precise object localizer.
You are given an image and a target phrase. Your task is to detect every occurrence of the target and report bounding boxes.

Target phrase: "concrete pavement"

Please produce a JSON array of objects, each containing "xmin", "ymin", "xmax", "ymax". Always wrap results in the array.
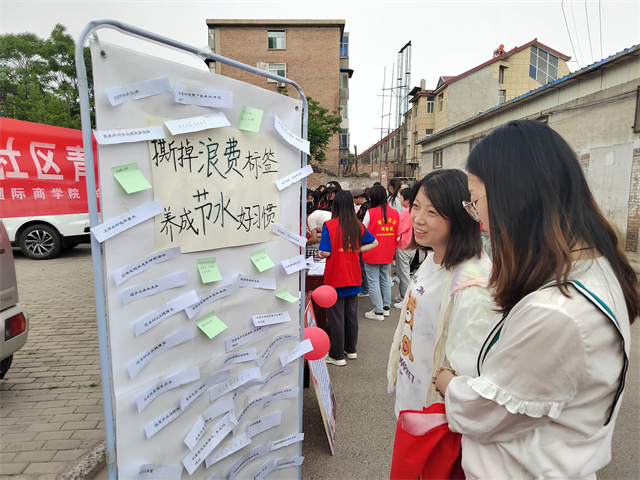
[{"xmin": 1, "ymin": 245, "xmax": 639, "ymax": 479}]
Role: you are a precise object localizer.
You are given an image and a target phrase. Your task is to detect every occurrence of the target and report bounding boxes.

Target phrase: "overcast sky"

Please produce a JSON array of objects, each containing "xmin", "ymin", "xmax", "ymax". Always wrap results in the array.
[{"xmin": 2, "ymin": 0, "xmax": 639, "ymax": 152}]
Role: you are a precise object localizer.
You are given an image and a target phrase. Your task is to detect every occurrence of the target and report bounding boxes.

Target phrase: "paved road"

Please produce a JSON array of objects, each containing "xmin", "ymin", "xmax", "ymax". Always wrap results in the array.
[{"xmin": 2, "ymin": 245, "xmax": 639, "ymax": 479}]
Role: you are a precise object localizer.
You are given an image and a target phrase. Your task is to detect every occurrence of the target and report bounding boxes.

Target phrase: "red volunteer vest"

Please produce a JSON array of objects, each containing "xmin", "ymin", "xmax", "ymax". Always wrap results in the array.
[
  {"xmin": 323, "ymin": 218, "xmax": 363, "ymax": 289},
  {"xmin": 362, "ymin": 205, "xmax": 399, "ymax": 264}
]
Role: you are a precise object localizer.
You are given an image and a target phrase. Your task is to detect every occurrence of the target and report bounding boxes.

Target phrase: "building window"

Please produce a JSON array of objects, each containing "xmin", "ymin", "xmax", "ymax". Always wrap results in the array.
[
  {"xmin": 433, "ymin": 150, "xmax": 443, "ymax": 169},
  {"xmin": 498, "ymin": 90, "xmax": 506, "ymax": 105},
  {"xmin": 208, "ymin": 29, "xmax": 215, "ymax": 50},
  {"xmin": 425, "ymin": 129, "xmax": 433, "ymax": 136},
  {"xmin": 268, "ymin": 30, "xmax": 286, "ymax": 50},
  {"xmin": 339, "ymin": 129, "xmax": 349, "ymax": 149},
  {"xmin": 426, "ymin": 96, "xmax": 434, "ymax": 114},
  {"xmin": 499, "ymin": 65, "xmax": 506, "ymax": 84},
  {"xmin": 438, "ymin": 94, "xmax": 444, "ymax": 112},
  {"xmin": 340, "ymin": 105, "xmax": 348, "ymax": 120},
  {"xmin": 340, "ymin": 72, "xmax": 348, "ymax": 88},
  {"xmin": 340, "ymin": 36, "xmax": 349, "ymax": 58},
  {"xmin": 267, "ymin": 63, "xmax": 286, "ymax": 82},
  {"xmin": 529, "ymin": 45, "xmax": 559, "ymax": 85}
]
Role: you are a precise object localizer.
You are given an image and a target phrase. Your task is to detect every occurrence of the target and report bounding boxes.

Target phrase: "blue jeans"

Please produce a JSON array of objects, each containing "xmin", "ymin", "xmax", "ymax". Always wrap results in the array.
[
  {"xmin": 364, "ymin": 262, "xmax": 392, "ymax": 313},
  {"xmin": 359, "ymin": 253, "xmax": 368, "ymax": 294}
]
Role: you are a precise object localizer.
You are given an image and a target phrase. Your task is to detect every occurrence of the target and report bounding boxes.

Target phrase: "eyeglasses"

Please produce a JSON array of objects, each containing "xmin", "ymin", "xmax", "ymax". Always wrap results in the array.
[{"xmin": 462, "ymin": 195, "xmax": 486, "ymax": 222}]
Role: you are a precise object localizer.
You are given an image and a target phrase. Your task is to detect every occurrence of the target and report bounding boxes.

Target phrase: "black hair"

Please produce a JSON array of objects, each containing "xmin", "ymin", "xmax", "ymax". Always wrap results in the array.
[
  {"xmin": 331, "ymin": 190, "xmax": 362, "ymax": 251},
  {"xmin": 407, "ymin": 169, "xmax": 482, "ymax": 269},
  {"xmin": 368, "ymin": 185, "xmax": 389, "ymax": 223},
  {"xmin": 466, "ymin": 119, "xmax": 639, "ymax": 321}
]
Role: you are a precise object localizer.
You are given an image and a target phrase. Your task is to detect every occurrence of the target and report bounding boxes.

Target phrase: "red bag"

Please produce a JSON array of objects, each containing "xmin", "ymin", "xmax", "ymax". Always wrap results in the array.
[{"xmin": 390, "ymin": 402, "xmax": 464, "ymax": 480}]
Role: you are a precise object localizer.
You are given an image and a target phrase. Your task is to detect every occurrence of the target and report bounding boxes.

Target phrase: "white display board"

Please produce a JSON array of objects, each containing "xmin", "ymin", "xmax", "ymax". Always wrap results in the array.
[{"xmin": 89, "ymin": 39, "xmax": 306, "ymax": 479}]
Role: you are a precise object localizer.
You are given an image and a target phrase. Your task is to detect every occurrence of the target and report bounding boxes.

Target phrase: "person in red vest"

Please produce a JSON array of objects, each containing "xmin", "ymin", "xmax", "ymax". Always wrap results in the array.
[
  {"xmin": 362, "ymin": 185, "xmax": 400, "ymax": 321},
  {"xmin": 318, "ymin": 191, "xmax": 378, "ymax": 366}
]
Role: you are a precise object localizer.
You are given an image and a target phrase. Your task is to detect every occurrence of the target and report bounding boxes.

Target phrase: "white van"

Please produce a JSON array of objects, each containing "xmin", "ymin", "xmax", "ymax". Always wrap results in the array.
[
  {"xmin": 0, "ymin": 118, "xmax": 98, "ymax": 259},
  {"xmin": 0, "ymin": 220, "xmax": 28, "ymax": 379}
]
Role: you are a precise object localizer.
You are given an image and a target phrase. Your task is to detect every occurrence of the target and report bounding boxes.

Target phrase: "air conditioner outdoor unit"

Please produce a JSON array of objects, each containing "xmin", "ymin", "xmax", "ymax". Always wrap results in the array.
[{"xmin": 276, "ymin": 81, "xmax": 286, "ymax": 87}]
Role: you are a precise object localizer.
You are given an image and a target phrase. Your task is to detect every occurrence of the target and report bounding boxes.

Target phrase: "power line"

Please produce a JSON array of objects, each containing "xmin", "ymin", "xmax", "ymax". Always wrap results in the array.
[
  {"xmin": 561, "ymin": 0, "xmax": 581, "ymax": 68},
  {"xmin": 598, "ymin": 0, "xmax": 603, "ymax": 59},
  {"xmin": 569, "ymin": 0, "xmax": 585, "ymax": 66},
  {"xmin": 584, "ymin": 0, "xmax": 594, "ymax": 63}
]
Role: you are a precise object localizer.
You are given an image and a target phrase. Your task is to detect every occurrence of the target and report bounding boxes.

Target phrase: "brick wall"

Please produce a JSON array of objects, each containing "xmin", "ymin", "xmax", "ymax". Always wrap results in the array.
[
  {"xmin": 627, "ymin": 148, "xmax": 640, "ymax": 252},
  {"xmin": 213, "ymin": 24, "xmax": 342, "ymax": 175}
]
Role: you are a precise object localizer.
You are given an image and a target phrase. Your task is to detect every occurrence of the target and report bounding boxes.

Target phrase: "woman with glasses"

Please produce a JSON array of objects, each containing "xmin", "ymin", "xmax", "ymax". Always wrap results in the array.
[
  {"xmin": 387, "ymin": 169, "xmax": 495, "ymax": 417},
  {"xmin": 434, "ymin": 120, "xmax": 638, "ymax": 478}
]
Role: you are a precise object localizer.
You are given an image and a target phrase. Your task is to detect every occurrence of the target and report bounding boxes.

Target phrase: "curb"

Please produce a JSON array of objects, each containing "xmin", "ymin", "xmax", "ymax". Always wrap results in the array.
[{"xmin": 58, "ymin": 441, "xmax": 106, "ymax": 480}]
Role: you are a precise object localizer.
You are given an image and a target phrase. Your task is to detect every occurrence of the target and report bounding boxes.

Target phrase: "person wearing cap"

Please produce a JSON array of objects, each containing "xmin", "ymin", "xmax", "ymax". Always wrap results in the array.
[{"xmin": 317, "ymin": 184, "xmax": 340, "ymax": 211}]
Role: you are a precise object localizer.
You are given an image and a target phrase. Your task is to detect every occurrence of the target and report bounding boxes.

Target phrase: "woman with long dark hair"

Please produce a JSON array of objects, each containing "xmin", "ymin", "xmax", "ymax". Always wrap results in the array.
[
  {"xmin": 434, "ymin": 120, "xmax": 638, "ymax": 478},
  {"xmin": 318, "ymin": 191, "xmax": 378, "ymax": 366},
  {"xmin": 362, "ymin": 185, "xmax": 400, "ymax": 320},
  {"xmin": 387, "ymin": 177, "xmax": 403, "ymax": 213}
]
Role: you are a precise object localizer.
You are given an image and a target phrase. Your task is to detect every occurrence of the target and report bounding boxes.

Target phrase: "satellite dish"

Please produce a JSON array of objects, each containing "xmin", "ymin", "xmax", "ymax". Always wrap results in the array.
[{"xmin": 370, "ymin": 172, "xmax": 379, "ymax": 178}]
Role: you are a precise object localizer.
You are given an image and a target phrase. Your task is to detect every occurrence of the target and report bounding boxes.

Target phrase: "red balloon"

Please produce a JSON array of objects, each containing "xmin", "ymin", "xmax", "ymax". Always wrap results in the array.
[
  {"xmin": 312, "ymin": 285, "xmax": 338, "ymax": 308},
  {"xmin": 304, "ymin": 326, "xmax": 330, "ymax": 361}
]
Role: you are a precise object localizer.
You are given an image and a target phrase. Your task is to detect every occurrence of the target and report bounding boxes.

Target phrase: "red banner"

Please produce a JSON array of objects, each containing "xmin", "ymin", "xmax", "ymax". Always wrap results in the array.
[{"xmin": 0, "ymin": 118, "xmax": 99, "ymax": 218}]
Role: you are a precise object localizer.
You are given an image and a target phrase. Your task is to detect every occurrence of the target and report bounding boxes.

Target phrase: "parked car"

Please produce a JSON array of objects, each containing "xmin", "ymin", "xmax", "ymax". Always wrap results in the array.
[{"xmin": 0, "ymin": 220, "xmax": 29, "ymax": 378}]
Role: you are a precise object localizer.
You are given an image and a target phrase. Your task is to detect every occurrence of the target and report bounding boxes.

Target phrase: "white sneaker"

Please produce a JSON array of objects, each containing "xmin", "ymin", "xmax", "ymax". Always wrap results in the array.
[
  {"xmin": 394, "ymin": 302, "xmax": 403, "ymax": 309},
  {"xmin": 364, "ymin": 310, "xmax": 384, "ymax": 321},
  {"xmin": 393, "ymin": 295, "xmax": 402, "ymax": 303},
  {"xmin": 358, "ymin": 292, "xmax": 369, "ymax": 297},
  {"xmin": 325, "ymin": 355, "xmax": 346, "ymax": 366},
  {"xmin": 383, "ymin": 308, "xmax": 390, "ymax": 317},
  {"xmin": 345, "ymin": 352, "xmax": 358, "ymax": 360},
  {"xmin": 392, "ymin": 276, "xmax": 400, "ymax": 284}
]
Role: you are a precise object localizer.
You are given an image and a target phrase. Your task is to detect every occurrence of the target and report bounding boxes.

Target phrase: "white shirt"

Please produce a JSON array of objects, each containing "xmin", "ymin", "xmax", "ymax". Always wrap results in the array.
[
  {"xmin": 307, "ymin": 209, "xmax": 331, "ymax": 234},
  {"xmin": 445, "ymin": 256, "xmax": 630, "ymax": 479}
]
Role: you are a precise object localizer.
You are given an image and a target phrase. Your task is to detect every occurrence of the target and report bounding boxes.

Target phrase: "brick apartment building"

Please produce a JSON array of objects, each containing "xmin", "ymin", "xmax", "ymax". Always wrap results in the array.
[{"xmin": 205, "ymin": 19, "xmax": 351, "ymax": 183}]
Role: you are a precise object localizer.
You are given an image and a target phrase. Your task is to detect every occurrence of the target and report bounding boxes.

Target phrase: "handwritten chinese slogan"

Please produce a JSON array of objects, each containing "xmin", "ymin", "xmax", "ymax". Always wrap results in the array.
[{"xmin": 148, "ymin": 126, "xmax": 279, "ymax": 253}]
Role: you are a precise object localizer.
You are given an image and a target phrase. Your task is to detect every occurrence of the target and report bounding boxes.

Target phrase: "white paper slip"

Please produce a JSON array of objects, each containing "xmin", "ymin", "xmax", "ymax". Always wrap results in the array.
[
  {"xmin": 279, "ymin": 339, "xmax": 314, "ymax": 366},
  {"xmin": 237, "ymin": 274, "xmax": 276, "ymax": 290},
  {"xmin": 122, "ymin": 271, "xmax": 189, "ymax": 306},
  {"xmin": 270, "ymin": 433, "xmax": 304, "ymax": 451},
  {"xmin": 252, "ymin": 312, "xmax": 291, "ymax": 327},
  {"xmin": 113, "ymin": 247, "xmax": 181, "ymax": 286},
  {"xmin": 93, "ymin": 125, "xmax": 165, "ymax": 145},
  {"xmin": 262, "ymin": 365, "xmax": 294, "ymax": 388},
  {"xmin": 182, "ymin": 413, "xmax": 235, "ymax": 475},
  {"xmin": 137, "ymin": 463, "xmax": 183, "ymax": 480},
  {"xmin": 186, "ymin": 282, "xmax": 240, "ymax": 319},
  {"xmin": 246, "ymin": 410, "xmax": 283, "ymax": 439},
  {"xmin": 257, "ymin": 334, "xmax": 298, "ymax": 368},
  {"xmin": 224, "ymin": 348, "xmax": 258, "ymax": 365},
  {"xmin": 229, "ymin": 445, "xmax": 270, "ymax": 480},
  {"xmin": 275, "ymin": 456, "xmax": 304, "ymax": 470},
  {"xmin": 174, "ymin": 84, "xmax": 233, "ymax": 108},
  {"xmin": 205, "ymin": 432, "xmax": 252, "ymax": 468},
  {"xmin": 144, "ymin": 402, "xmax": 183, "ymax": 439},
  {"xmin": 202, "ymin": 396, "xmax": 236, "ymax": 425},
  {"xmin": 274, "ymin": 114, "xmax": 310, "ymax": 154},
  {"xmin": 281, "ymin": 255, "xmax": 306, "ymax": 275},
  {"xmin": 107, "ymin": 77, "xmax": 171, "ymax": 106},
  {"xmin": 164, "ymin": 112, "xmax": 231, "ymax": 135},
  {"xmin": 136, "ymin": 367, "xmax": 200, "ymax": 413},
  {"xmin": 180, "ymin": 369, "xmax": 231, "ymax": 412},
  {"xmin": 134, "ymin": 290, "xmax": 199, "ymax": 336},
  {"xmin": 91, "ymin": 199, "xmax": 164, "ymax": 243},
  {"xmin": 127, "ymin": 327, "xmax": 194, "ymax": 379},
  {"xmin": 234, "ymin": 395, "xmax": 267, "ymax": 426},
  {"xmin": 209, "ymin": 367, "xmax": 263, "ymax": 402},
  {"xmin": 271, "ymin": 223, "xmax": 307, "ymax": 249},
  {"xmin": 275, "ymin": 164, "xmax": 314, "ymax": 191},
  {"xmin": 264, "ymin": 386, "xmax": 300, "ymax": 408},
  {"xmin": 225, "ymin": 325, "xmax": 270, "ymax": 353},
  {"xmin": 253, "ymin": 460, "xmax": 277, "ymax": 480}
]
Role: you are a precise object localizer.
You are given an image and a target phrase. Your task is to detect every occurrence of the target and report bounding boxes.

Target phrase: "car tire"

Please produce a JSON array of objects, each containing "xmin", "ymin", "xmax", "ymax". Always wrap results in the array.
[
  {"xmin": 0, "ymin": 355, "xmax": 13, "ymax": 379},
  {"xmin": 18, "ymin": 224, "xmax": 62, "ymax": 260}
]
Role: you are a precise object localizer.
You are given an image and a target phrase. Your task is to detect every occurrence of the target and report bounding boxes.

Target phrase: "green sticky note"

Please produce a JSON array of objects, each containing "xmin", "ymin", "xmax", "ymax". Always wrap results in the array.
[
  {"xmin": 250, "ymin": 248, "xmax": 275, "ymax": 272},
  {"xmin": 197, "ymin": 311, "xmax": 228, "ymax": 339},
  {"xmin": 237, "ymin": 105, "xmax": 264, "ymax": 133},
  {"xmin": 111, "ymin": 162, "xmax": 152, "ymax": 194},
  {"xmin": 276, "ymin": 288, "xmax": 299, "ymax": 304},
  {"xmin": 197, "ymin": 257, "xmax": 222, "ymax": 283}
]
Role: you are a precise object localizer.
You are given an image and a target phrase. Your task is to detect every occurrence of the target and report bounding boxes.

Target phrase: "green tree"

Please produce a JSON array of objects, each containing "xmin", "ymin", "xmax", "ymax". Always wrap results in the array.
[
  {"xmin": 306, "ymin": 96, "xmax": 341, "ymax": 164},
  {"xmin": 0, "ymin": 24, "xmax": 93, "ymax": 128}
]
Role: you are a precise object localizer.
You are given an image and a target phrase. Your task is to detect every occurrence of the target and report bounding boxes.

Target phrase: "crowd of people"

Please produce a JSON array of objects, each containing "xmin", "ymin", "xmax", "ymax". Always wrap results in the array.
[{"xmin": 306, "ymin": 120, "xmax": 638, "ymax": 479}]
